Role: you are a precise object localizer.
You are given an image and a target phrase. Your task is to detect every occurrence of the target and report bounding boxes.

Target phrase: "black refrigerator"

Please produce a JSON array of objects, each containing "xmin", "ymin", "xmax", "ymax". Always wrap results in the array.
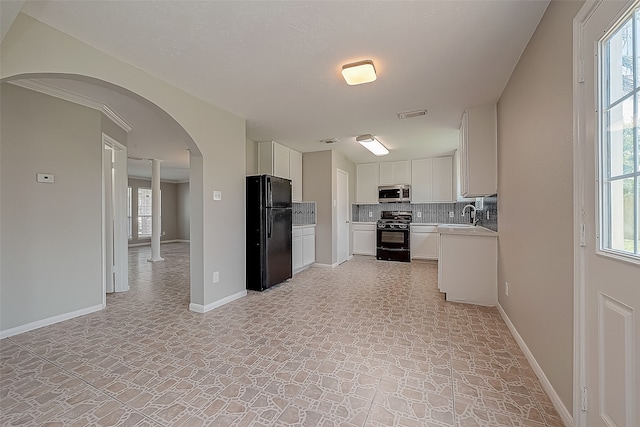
[{"xmin": 246, "ymin": 175, "xmax": 292, "ymax": 291}]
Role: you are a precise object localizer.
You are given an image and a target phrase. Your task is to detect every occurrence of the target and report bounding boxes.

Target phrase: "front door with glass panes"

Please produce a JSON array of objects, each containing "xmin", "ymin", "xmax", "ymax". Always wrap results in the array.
[{"xmin": 579, "ymin": 1, "xmax": 640, "ymax": 425}]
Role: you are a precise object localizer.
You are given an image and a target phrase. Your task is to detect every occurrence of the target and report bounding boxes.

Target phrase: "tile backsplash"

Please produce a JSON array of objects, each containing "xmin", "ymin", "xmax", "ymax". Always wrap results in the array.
[
  {"xmin": 293, "ymin": 202, "xmax": 316, "ymax": 225},
  {"xmin": 352, "ymin": 195, "xmax": 498, "ymax": 232}
]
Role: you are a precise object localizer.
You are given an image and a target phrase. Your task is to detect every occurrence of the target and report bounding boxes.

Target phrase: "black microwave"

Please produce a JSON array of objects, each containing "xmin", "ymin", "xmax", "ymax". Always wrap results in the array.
[{"xmin": 378, "ymin": 185, "xmax": 411, "ymax": 203}]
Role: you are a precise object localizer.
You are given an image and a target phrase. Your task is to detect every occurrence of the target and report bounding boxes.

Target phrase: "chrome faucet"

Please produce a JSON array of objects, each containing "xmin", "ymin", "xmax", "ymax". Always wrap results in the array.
[{"xmin": 461, "ymin": 204, "xmax": 478, "ymax": 225}]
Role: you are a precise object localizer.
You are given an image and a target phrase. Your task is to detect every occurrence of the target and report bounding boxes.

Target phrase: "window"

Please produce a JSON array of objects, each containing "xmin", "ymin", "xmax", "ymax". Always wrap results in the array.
[
  {"xmin": 138, "ymin": 188, "xmax": 152, "ymax": 238},
  {"xmin": 127, "ymin": 187, "xmax": 132, "ymax": 240},
  {"xmin": 601, "ymin": 8, "xmax": 640, "ymax": 260}
]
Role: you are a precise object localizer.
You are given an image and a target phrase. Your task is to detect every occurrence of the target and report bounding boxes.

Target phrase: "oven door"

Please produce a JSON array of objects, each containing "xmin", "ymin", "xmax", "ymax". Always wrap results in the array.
[{"xmin": 376, "ymin": 228, "xmax": 411, "ymax": 262}]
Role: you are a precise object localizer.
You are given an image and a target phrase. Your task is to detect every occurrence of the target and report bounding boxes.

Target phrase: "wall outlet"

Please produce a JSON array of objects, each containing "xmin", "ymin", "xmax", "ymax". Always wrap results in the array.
[
  {"xmin": 505, "ymin": 281, "xmax": 509, "ymax": 296},
  {"xmin": 213, "ymin": 271, "xmax": 219, "ymax": 283},
  {"xmin": 449, "ymin": 211, "xmax": 454, "ymax": 218},
  {"xmin": 368, "ymin": 211, "xmax": 373, "ymax": 218},
  {"xmin": 486, "ymin": 211, "xmax": 490, "ymax": 220},
  {"xmin": 417, "ymin": 211, "xmax": 422, "ymax": 218}
]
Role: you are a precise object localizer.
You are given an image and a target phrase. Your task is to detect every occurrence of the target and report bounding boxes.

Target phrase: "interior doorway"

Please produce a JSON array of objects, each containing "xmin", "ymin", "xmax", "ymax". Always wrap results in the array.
[{"xmin": 103, "ymin": 134, "xmax": 129, "ymax": 302}]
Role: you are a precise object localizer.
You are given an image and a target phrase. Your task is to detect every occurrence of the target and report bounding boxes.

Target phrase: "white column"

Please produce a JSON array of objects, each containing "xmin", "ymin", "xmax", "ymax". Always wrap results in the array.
[{"xmin": 148, "ymin": 159, "xmax": 164, "ymax": 262}]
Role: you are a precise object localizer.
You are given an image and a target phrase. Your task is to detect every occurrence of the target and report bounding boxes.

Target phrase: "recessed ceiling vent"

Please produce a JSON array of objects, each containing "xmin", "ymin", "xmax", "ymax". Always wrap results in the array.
[
  {"xmin": 320, "ymin": 138, "xmax": 339, "ymax": 144},
  {"xmin": 397, "ymin": 109, "xmax": 427, "ymax": 120}
]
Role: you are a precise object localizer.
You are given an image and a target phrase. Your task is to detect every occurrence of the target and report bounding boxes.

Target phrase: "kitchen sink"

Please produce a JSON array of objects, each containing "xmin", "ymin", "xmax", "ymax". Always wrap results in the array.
[{"xmin": 441, "ymin": 224, "xmax": 475, "ymax": 228}]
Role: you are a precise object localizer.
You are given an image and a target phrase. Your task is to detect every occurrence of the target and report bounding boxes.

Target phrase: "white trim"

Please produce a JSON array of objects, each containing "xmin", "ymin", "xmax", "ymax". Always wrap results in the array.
[
  {"xmin": 128, "ymin": 175, "xmax": 187, "ymax": 184},
  {"xmin": 9, "ymin": 79, "xmax": 132, "ymax": 132},
  {"xmin": 102, "ymin": 105, "xmax": 133, "ymax": 133},
  {"xmin": 498, "ymin": 304, "xmax": 574, "ymax": 427},
  {"xmin": 0, "ymin": 304, "xmax": 103, "ymax": 339},
  {"xmin": 189, "ymin": 290, "xmax": 247, "ymax": 313},
  {"xmin": 312, "ymin": 262, "xmax": 341, "ymax": 268},
  {"xmin": 128, "ymin": 239, "xmax": 189, "ymax": 248}
]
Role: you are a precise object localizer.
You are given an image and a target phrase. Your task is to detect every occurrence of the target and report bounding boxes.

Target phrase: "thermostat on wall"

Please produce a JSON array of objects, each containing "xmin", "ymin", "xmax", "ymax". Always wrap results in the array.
[{"xmin": 36, "ymin": 173, "xmax": 55, "ymax": 183}]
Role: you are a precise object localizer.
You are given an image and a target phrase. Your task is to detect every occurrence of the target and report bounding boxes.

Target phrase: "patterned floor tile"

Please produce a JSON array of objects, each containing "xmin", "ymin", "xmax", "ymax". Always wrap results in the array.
[{"xmin": 0, "ymin": 244, "xmax": 564, "ymax": 426}]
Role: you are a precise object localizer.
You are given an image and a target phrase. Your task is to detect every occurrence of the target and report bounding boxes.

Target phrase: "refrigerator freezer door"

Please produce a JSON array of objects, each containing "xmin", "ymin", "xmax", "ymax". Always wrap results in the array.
[{"xmin": 265, "ymin": 175, "xmax": 292, "ymax": 208}]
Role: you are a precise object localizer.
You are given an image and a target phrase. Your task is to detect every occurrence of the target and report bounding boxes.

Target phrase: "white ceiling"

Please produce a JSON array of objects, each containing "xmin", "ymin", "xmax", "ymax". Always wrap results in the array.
[{"xmin": 13, "ymin": 0, "xmax": 550, "ymax": 179}]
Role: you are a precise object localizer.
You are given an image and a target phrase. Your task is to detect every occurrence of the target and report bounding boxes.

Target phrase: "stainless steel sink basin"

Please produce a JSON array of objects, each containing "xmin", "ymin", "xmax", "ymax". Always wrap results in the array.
[{"xmin": 440, "ymin": 224, "xmax": 475, "ymax": 228}]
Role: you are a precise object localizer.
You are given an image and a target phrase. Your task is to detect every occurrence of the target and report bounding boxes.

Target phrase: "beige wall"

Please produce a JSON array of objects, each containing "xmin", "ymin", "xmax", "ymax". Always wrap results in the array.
[
  {"xmin": 302, "ymin": 150, "xmax": 356, "ymax": 265},
  {"xmin": 177, "ymin": 182, "xmax": 190, "ymax": 241},
  {"xmin": 1, "ymin": 83, "xmax": 103, "ymax": 329},
  {"xmin": 246, "ymin": 139, "xmax": 258, "ymax": 175},
  {"xmin": 303, "ymin": 151, "xmax": 333, "ymax": 265},
  {"xmin": 1, "ymin": 13, "xmax": 246, "ymax": 326},
  {"xmin": 497, "ymin": 0, "xmax": 583, "ymax": 413},
  {"xmin": 332, "ymin": 151, "xmax": 356, "ymax": 259}
]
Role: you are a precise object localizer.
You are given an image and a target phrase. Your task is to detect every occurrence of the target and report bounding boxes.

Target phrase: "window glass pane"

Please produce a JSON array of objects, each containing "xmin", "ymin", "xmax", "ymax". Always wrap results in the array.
[
  {"xmin": 607, "ymin": 97, "xmax": 635, "ymax": 177},
  {"xmin": 608, "ymin": 178, "xmax": 635, "ymax": 253},
  {"xmin": 608, "ymin": 17, "xmax": 634, "ymax": 103},
  {"xmin": 601, "ymin": 9, "xmax": 640, "ymax": 261},
  {"xmin": 138, "ymin": 188, "xmax": 152, "ymax": 237},
  {"xmin": 127, "ymin": 187, "xmax": 132, "ymax": 239},
  {"xmin": 138, "ymin": 216, "xmax": 152, "ymax": 237},
  {"xmin": 636, "ymin": 10, "xmax": 640, "ymax": 89}
]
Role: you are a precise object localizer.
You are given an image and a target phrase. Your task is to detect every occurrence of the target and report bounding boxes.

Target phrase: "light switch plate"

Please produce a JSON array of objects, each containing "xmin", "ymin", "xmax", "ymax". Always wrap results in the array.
[{"xmin": 213, "ymin": 191, "xmax": 222, "ymax": 201}]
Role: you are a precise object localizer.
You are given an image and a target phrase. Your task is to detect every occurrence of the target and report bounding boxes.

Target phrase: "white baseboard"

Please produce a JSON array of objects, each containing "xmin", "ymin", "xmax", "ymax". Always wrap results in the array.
[
  {"xmin": 128, "ymin": 239, "xmax": 190, "ymax": 248},
  {"xmin": 313, "ymin": 256, "xmax": 352, "ymax": 269},
  {"xmin": 497, "ymin": 304, "xmax": 573, "ymax": 427},
  {"xmin": 0, "ymin": 304, "xmax": 104, "ymax": 339},
  {"xmin": 189, "ymin": 290, "xmax": 247, "ymax": 314}
]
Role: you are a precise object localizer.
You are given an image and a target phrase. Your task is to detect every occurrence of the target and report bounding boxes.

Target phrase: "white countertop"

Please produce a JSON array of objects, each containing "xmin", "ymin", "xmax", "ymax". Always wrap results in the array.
[
  {"xmin": 437, "ymin": 224, "xmax": 498, "ymax": 236},
  {"xmin": 293, "ymin": 224, "xmax": 316, "ymax": 227}
]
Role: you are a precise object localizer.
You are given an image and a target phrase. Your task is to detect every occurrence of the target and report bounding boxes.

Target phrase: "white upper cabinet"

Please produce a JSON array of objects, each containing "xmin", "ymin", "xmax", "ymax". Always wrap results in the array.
[
  {"xmin": 411, "ymin": 156, "xmax": 454, "ymax": 203},
  {"xmin": 432, "ymin": 156, "xmax": 454, "ymax": 202},
  {"xmin": 460, "ymin": 104, "xmax": 497, "ymax": 197},
  {"xmin": 289, "ymin": 148, "xmax": 302, "ymax": 202},
  {"xmin": 258, "ymin": 141, "xmax": 290, "ymax": 179},
  {"xmin": 411, "ymin": 158, "xmax": 433, "ymax": 202},
  {"xmin": 356, "ymin": 163, "xmax": 379, "ymax": 203},
  {"xmin": 258, "ymin": 142, "xmax": 303, "ymax": 201},
  {"xmin": 379, "ymin": 161, "xmax": 411, "ymax": 185}
]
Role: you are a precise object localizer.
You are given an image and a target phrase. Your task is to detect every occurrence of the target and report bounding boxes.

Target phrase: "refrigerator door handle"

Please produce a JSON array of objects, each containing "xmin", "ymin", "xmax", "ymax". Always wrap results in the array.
[
  {"xmin": 267, "ymin": 211, "xmax": 272, "ymax": 238},
  {"xmin": 267, "ymin": 178, "xmax": 273, "ymax": 208}
]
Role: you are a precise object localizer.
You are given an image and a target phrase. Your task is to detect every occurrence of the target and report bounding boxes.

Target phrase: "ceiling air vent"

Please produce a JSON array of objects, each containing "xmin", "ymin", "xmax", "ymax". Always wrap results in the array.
[
  {"xmin": 320, "ymin": 138, "xmax": 339, "ymax": 144},
  {"xmin": 397, "ymin": 109, "xmax": 427, "ymax": 120}
]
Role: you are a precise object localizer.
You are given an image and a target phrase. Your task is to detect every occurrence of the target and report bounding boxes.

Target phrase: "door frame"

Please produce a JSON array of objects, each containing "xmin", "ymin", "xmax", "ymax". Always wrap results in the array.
[{"xmin": 102, "ymin": 133, "xmax": 129, "ymax": 306}]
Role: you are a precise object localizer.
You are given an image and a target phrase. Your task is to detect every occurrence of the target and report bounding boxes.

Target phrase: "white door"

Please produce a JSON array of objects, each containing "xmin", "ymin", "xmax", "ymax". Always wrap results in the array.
[
  {"xmin": 337, "ymin": 169, "xmax": 349, "ymax": 264},
  {"xmin": 578, "ymin": 2, "xmax": 640, "ymax": 425}
]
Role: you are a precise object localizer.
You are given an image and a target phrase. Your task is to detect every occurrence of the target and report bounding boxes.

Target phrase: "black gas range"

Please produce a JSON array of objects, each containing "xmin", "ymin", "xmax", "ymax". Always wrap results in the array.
[{"xmin": 376, "ymin": 211, "xmax": 412, "ymax": 262}]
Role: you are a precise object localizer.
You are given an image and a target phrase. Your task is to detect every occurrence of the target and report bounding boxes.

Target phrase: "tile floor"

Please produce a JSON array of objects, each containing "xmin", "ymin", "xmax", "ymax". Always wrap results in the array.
[{"xmin": 0, "ymin": 243, "xmax": 564, "ymax": 426}]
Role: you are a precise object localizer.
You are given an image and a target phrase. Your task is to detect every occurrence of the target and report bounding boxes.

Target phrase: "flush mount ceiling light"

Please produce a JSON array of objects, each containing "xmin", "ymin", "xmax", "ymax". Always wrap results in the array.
[
  {"xmin": 341, "ymin": 60, "xmax": 377, "ymax": 85},
  {"xmin": 356, "ymin": 134, "xmax": 389, "ymax": 156}
]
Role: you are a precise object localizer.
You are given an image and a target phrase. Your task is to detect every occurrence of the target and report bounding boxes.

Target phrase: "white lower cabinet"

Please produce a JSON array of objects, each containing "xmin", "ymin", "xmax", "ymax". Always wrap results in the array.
[
  {"xmin": 438, "ymin": 232, "xmax": 497, "ymax": 306},
  {"xmin": 352, "ymin": 223, "xmax": 376, "ymax": 255},
  {"xmin": 410, "ymin": 225, "xmax": 439, "ymax": 259},
  {"xmin": 293, "ymin": 225, "xmax": 315, "ymax": 274},
  {"xmin": 302, "ymin": 227, "xmax": 315, "ymax": 266}
]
